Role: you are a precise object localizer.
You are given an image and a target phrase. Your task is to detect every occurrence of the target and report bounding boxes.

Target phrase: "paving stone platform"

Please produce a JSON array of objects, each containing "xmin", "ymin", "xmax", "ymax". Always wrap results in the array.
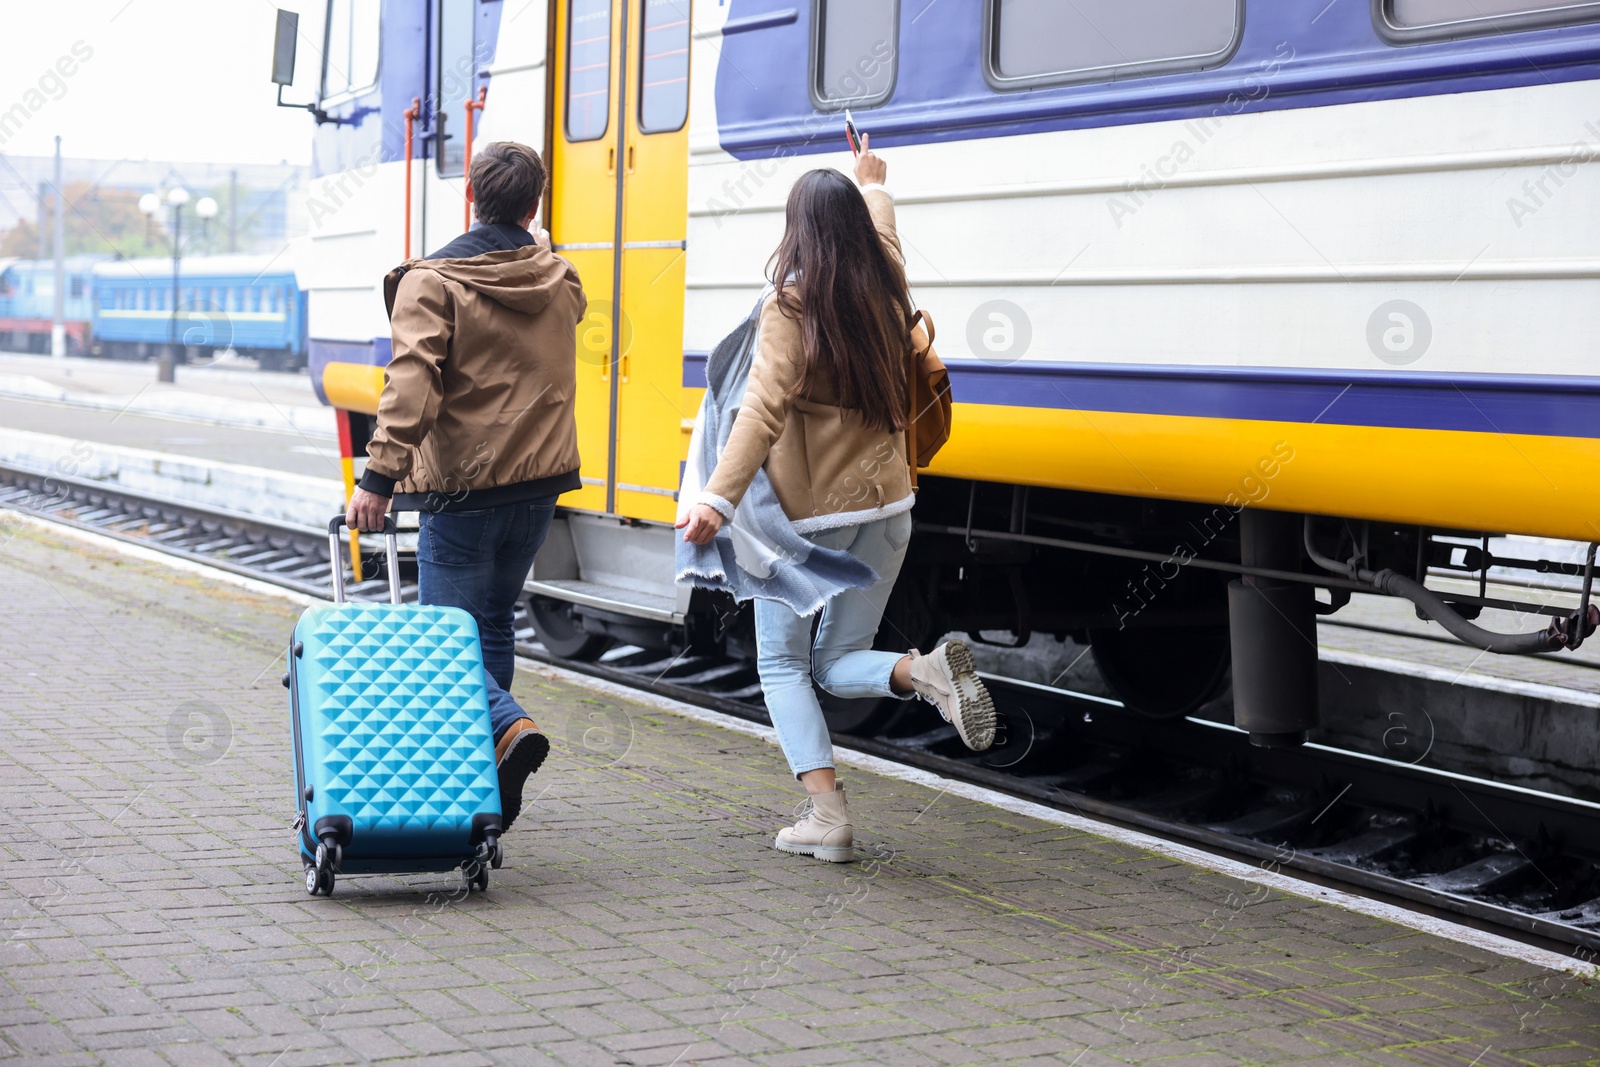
[{"xmin": 2, "ymin": 523, "xmax": 1599, "ymax": 1066}]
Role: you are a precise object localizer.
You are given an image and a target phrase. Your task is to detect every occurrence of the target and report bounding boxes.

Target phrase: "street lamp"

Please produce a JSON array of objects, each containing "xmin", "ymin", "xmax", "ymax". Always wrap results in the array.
[{"xmin": 139, "ymin": 186, "xmax": 210, "ymax": 383}]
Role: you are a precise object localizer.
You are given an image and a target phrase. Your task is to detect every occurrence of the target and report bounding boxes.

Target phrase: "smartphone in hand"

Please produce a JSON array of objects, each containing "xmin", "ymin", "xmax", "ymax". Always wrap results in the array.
[{"xmin": 844, "ymin": 109, "xmax": 863, "ymax": 157}]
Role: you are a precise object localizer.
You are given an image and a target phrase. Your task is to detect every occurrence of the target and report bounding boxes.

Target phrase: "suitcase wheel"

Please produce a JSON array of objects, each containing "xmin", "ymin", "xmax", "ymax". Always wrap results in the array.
[
  {"xmin": 305, "ymin": 841, "xmax": 339, "ymax": 897},
  {"xmin": 463, "ymin": 837, "xmax": 498, "ymax": 892},
  {"xmin": 463, "ymin": 841, "xmax": 492, "ymax": 893},
  {"xmin": 305, "ymin": 864, "xmax": 335, "ymax": 896}
]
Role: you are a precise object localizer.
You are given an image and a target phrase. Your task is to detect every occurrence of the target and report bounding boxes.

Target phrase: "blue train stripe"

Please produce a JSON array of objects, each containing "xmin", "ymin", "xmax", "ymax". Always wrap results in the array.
[
  {"xmin": 684, "ymin": 351, "xmax": 710, "ymax": 388},
  {"xmin": 682, "ymin": 354, "xmax": 1600, "ymax": 438},
  {"xmin": 714, "ymin": 0, "xmax": 1600, "ymax": 159}
]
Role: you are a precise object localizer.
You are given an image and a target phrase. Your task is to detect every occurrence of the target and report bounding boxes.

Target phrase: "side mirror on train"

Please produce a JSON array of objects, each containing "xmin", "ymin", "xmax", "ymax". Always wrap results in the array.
[
  {"xmin": 271, "ymin": 8, "xmax": 341, "ymax": 126},
  {"xmin": 271, "ymin": 9, "xmax": 299, "ymax": 87}
]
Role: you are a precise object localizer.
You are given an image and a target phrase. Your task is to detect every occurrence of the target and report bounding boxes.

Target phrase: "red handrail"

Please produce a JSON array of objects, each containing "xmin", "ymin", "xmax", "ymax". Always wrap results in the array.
[
  {"xmin": 463, "ymin": 86, "xmax": 487, "ymax": 231},
  {"xmin": 402, "ymin": 96, "xmax": 420, "ymax": 259}
]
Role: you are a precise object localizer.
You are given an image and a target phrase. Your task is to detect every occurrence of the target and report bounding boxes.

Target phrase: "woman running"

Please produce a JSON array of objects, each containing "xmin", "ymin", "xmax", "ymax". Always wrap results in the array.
[{"xmin": 678, "ymin": 140, "xmax": 995, "ymax": 863}]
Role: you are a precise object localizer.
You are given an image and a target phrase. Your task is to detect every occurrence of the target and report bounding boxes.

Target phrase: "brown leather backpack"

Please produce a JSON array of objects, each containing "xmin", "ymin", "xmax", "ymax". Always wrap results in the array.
[{"xmin": 906, "ymin": 310, "xmax": 952, "ymax": 488}]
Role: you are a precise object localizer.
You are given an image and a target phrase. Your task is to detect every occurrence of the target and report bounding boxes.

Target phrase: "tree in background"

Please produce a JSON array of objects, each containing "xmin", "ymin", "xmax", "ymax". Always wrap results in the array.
[{"xmin": 0, "ymin": 179, "xmax": 256, "ymax": 260}]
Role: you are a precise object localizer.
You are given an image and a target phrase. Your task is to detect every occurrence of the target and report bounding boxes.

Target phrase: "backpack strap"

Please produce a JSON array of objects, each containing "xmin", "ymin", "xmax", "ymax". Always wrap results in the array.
[{"xmin": 906, "ymin": 310, "xmax": 925, "ymax": 491}]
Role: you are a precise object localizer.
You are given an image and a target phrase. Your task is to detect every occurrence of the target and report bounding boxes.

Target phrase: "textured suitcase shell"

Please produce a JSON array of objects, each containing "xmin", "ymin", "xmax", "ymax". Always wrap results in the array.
[{"xmin": 288, "ymin": 602, "xmax": 502, "ymax": 875}]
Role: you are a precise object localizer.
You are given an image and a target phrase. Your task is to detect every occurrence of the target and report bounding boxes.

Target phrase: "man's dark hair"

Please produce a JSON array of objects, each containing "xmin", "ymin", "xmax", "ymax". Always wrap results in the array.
[{"xmin": 471, "ymin": 141, "xmax": 546, "ymax": 226}]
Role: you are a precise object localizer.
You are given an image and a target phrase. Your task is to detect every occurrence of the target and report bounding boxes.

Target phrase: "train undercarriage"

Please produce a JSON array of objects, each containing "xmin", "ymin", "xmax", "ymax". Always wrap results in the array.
[{"xmin": 518, "ymin": 474, "xmax": 1598, "ymax": 748}]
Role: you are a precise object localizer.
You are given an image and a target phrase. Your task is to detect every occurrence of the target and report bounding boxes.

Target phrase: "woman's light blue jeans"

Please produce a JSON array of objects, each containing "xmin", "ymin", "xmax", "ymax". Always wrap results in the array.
[{"xmin": 753, "ymin": 511, "xmax": 913, "ymax": 777}]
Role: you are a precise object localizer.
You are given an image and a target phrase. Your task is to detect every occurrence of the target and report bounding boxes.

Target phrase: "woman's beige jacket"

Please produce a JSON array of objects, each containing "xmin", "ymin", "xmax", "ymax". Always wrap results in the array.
[{"xmin": 698, "ymin": 186, "xmax": 913, "ymax": 534}]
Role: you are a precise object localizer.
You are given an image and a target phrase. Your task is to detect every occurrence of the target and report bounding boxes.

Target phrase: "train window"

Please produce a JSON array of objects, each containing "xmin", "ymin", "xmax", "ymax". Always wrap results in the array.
[
  {"xmin": 322, "ymin": 0, "xmax": 381, "ymax": 100},
  {"xmin": 639, "ymin": 0, "xmax": 690, "ymax": 133},
  {"xmin": 69, "ymin": 277, "xmax": 84, "ymax": 298},
  {"xmin": 566, "ymin": 0, "xmax": 612, "ymax": 142},
  {"xmin": 813, "ymin": 0, "xmax": 898, "ymax": 110},
  {"xmin": 437, "ymin": 0, "xmax": 477, "ymax": 176},
  {"xmin": 984, "ymin": 0, "xmax": 1240, "ymax": 89},
  {"xmin": 1379, "ymin": 0, "xmax": 1600, "ymax": 38}
]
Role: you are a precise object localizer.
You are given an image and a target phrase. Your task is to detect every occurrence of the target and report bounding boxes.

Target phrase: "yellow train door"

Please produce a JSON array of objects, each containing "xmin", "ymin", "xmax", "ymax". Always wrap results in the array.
[
  {"xmin": 550, "ymin": 0, "xmax": 620, "ymax": 515},
  {"xmin": 549, "ymin": 0, "xmax": 689, "ymax": 522}
]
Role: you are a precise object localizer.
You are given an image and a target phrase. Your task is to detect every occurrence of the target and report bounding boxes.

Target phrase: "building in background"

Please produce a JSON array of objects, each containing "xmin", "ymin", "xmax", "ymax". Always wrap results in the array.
[{"xmin": 0, "ymin": 156, "xmax": 308, "ymax": 257}]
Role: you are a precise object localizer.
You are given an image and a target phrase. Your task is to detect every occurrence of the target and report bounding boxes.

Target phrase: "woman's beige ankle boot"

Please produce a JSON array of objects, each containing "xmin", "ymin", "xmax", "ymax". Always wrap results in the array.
[{"xmin": 774, "ymin": 783, "xmax": 854, "ymax": 863}]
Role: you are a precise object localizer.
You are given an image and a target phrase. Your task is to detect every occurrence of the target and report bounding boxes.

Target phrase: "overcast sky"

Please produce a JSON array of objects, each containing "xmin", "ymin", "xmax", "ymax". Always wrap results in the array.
[{"xmin": 1, "ymin": 0, "xmax": 328, "ymax": 165}]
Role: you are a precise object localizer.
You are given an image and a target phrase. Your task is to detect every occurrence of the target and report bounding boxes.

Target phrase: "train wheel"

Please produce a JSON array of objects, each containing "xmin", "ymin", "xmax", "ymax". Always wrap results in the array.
[
  {"xmin": 1088, "ymin": 624, "xmax": 1230, "ymax": 719},
  {"xmin": 527, "ymin": 596, "xmax": 613, "ymax": 661}
]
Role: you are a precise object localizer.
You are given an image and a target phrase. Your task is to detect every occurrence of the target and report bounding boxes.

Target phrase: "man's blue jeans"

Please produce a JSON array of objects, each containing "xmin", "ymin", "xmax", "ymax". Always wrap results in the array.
[{"xmin": 416, "ymin": 497, "xmax": 557, "ymax": 741}]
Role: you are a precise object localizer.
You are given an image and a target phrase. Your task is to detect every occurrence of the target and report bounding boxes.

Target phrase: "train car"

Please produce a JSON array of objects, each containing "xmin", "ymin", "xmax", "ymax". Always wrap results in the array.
[
  {"xmin": 91, "ymin": 255, "xmax": 308, "ymax": 371},
  {"xmin": 0, "ymin": 256, "xmax": 101, "ymax": 354},
  {"xmin": 286, "ymin": 0, "xmax": 1600, "ymax": 746}
]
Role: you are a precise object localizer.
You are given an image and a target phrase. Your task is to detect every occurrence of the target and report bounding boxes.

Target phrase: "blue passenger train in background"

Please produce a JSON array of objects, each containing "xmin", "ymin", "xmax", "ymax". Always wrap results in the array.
[
  {"xmin": 0, "ymin": 255, "xmax": 307, "ymax": 371},
  {"xmin": 0, "ymin": 256, "xmax": 101, "ymax": 355}
]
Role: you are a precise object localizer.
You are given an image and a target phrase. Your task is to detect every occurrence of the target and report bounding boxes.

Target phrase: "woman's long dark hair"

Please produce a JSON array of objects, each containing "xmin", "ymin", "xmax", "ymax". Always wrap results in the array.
[{"xmin": 767, "ymin": 169, "xmax": 912, "ymax": 433}]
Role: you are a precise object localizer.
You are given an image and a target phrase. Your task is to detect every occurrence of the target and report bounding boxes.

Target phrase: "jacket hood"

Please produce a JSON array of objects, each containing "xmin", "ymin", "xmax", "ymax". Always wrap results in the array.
[{"xmin": 385, "ymin": 245, "xmax": 572, "ymax": 317}]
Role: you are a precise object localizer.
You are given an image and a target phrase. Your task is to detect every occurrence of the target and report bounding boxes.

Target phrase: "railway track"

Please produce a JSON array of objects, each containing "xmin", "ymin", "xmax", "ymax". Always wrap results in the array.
[{"xmin": 6, "ymin": 461, "xmax": 1600, "ymax": 957}]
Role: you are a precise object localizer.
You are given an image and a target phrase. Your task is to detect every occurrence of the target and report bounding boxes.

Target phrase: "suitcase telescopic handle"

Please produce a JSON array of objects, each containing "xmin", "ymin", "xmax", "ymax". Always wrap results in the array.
[{"xmin": 327, "ymin": 515, "xmax": 402, "ymax": 605}]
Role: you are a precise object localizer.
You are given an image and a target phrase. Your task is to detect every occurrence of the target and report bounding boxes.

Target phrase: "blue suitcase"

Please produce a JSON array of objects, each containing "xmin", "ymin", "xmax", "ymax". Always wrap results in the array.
[{"xmin": 285, "ymin": 517, "xmax": 503, "ymax": 896}]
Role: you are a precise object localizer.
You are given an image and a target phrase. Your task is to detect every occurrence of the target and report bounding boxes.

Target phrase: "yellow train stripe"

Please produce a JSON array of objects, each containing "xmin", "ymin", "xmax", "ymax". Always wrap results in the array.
[
  {"xmin": 323, "ymin": 362, "xmax": 387, "ymax": 416},
  {"xmin": 97, "ymin": 311, "xmax": 289, "ymax": 322},
  {"xmin": 931, "ymin": 404, "xmax": 1600, "ymax": 543}
]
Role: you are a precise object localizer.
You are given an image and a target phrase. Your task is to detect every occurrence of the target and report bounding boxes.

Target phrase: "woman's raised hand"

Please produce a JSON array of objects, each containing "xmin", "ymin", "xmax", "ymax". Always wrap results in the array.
[{"xmin": 854, "ymin": 134, "xmax": 887, "ymax": 186}]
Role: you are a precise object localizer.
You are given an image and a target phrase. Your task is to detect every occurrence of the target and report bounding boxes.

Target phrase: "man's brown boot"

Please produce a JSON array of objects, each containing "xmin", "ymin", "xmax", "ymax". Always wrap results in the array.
[
  {"xmin": 495, "ymin": 718, "xmax": 549, "ymax": 833},
  {"xmin": 773, "ymin": 783, "xmax": 854, "ymax": 863}
]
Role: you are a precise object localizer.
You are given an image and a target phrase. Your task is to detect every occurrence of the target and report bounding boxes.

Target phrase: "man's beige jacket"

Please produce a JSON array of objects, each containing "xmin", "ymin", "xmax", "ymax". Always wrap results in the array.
[{"xmin": 362, "ymin": 240, "xmax": 586, "ymax": 511}]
